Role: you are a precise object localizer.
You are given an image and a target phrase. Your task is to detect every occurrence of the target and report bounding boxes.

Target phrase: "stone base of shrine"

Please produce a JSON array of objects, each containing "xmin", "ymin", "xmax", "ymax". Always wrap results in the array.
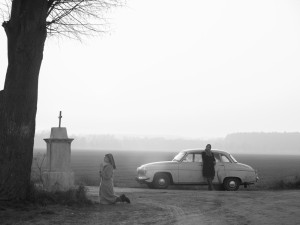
[{"xmin": 43, "ymin": 171, "xmax": 74, "ymax": 192}]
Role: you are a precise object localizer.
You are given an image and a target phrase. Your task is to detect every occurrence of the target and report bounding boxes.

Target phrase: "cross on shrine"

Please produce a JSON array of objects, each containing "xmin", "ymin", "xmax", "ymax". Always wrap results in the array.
[{"xmin": 58, "ymin": 111, "xmax": 62, "ymax": 128}]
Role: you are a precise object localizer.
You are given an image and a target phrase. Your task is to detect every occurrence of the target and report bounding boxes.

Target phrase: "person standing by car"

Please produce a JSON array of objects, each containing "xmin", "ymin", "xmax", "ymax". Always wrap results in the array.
[
  {"xmin": 99, "ymin": 153, "xmax": 130, "ymax": 204},
  {"xmin": 201, "ymin": 144, "xmax": 216, "ymax": 190}
]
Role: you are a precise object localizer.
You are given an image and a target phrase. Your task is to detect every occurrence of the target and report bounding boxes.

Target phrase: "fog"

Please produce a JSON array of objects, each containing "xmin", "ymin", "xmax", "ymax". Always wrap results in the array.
[
  {"xmin": 2, "ymin": 1, "xmax": 300, "ymax": 143},
  {"xmin": 34, "ymin": 132, "xmax": 300, "ymax": 155}
]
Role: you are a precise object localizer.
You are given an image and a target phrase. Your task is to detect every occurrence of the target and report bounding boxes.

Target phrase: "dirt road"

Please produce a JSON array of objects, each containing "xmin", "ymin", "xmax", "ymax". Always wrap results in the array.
[
  {"xmin": 87, "ymin": 186, "xmax": 300, "ymax": 225},
  {"xmin": 1, "ymin": 187, "xmax": 299, "ymax": 224}
]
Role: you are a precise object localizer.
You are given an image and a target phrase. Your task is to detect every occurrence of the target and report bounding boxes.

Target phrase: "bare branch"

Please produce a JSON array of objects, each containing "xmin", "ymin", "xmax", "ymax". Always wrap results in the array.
[
  {"xmin": 0, "ymin": 0, "xmax": 12, "ymax": 21},
  {"xmin": 45, "ymin": 0, "xmax": 124, "ymax": 39},
  {"xmin": 32, "ymin": 153, "xmax": 46, "ymax": 187}
]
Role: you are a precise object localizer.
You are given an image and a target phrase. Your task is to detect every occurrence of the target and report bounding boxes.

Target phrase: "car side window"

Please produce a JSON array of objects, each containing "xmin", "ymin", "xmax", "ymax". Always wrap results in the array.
[
  {"xmin": 182, "ymin": 153, "xmax": 193, "ymax": 162},
  {"xmin": 194, "ymin": 154, "xmax": 202, "ymax": 162},
  {"xmin": 221, "ymin": 154, "xmax": 231, "ymax": 163}
]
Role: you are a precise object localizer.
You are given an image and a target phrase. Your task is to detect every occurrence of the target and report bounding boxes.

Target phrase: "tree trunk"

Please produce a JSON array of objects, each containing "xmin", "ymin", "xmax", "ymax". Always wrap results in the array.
[{"xmin": 0, "ymin": 0, "xmax": 47, "ymax": 200}]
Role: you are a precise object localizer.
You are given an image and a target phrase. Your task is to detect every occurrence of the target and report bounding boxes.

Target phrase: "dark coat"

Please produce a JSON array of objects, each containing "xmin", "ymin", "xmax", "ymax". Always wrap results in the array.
[{"xmin": 202, "ymin": 151, "xmax": 216, "ymax": 178}]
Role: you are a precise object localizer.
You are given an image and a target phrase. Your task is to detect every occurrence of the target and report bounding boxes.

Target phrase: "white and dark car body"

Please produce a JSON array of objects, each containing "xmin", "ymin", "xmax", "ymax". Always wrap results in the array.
[{"xmin": 136, "ymin": 149, "xmax": 259, "ymax": 191}]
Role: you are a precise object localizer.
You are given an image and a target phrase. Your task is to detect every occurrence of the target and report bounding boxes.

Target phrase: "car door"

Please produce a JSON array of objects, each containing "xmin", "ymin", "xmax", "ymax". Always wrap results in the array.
[
  {"xmin": 213, "ymin": 153, "xmax": 227, "ymax": 184},
  {"xmin": 178, "ymin": 153, "xmax": 204, "ymax": 183}
]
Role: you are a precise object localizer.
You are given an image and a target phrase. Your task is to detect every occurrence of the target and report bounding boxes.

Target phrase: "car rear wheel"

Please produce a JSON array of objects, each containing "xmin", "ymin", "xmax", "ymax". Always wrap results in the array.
[
  {"xmin": 153, "ymin": 173, "xmax": 170, "ymax": 189},
  {"xmin": 223, "ymin": 177, "xmax": 240, "ymax": 191}
]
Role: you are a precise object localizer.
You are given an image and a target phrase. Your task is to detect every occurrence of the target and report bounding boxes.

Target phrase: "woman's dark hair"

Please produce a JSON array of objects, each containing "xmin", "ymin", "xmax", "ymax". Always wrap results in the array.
[{"xmin": 105, "ymin": 153, "xmax": 116, "ymax": 169}]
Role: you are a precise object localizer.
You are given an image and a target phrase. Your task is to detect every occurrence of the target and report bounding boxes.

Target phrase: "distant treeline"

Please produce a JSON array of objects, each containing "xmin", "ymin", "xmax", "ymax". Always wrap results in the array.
[
  {"xmin": 34, "ymin": 132, "xmax": 300, "ymax": 154},
  {"xmin": 225, "ymin": 132, "xmax": 300, "ymax": 154}
]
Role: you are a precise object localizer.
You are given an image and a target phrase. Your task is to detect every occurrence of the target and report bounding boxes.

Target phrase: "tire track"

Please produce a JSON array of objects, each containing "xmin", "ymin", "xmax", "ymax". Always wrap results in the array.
[{"xmin": 138, "ymin": 198, "xmax": 185, "ymax": 222}]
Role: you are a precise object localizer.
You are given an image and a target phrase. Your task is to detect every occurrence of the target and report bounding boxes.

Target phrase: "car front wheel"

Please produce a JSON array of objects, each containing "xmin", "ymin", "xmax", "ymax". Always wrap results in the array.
[
  {"xmin": 153, "ymin": 173, "xmax": 170, "ymax": 189},
  {"xmin": 223, "ymin": 177, "xmax": 240, "ymax": 191}
]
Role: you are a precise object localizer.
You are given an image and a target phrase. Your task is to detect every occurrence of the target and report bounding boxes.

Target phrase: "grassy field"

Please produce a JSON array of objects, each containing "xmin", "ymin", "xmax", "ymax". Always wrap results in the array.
[{"xmin": 32, "ymin": 150, "xmax": 300, "ymax": 190}]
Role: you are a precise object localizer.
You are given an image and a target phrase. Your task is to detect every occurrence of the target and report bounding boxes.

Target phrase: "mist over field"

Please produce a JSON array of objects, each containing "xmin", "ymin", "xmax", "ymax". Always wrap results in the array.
[
  {"xmin": 31, "ymin": 149, "xmax": 300, "ymax": 190},
  {"xmin": 32, "ymin": 132, "xmax": 300, "ymax": 189},
  {"xmin": 34, "ymin": 131, "xmax": 300, "ymax": 155}
]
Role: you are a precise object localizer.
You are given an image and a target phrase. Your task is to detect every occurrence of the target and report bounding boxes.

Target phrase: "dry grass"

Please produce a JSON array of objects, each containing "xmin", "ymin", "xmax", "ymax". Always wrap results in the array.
[
  {"xmin": 26, "ymin": 183, "xmax": 93, "ymax": 206},
  {"xmin": 268, "ymin": 175, "xmax": 300, "ymax": 190}
]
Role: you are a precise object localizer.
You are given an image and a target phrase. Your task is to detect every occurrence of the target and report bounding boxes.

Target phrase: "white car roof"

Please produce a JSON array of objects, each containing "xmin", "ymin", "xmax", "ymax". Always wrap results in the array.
[{"xmin": 181, "ymin": 149, "xmax": 230, "ymax": 155}]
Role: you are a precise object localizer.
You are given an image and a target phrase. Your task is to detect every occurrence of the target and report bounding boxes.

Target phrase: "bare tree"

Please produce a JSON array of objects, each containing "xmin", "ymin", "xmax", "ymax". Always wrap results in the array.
[
  {"xmin": 0, "ymin": 0, "xmax": 122, "ymax": 201},
  {"xmin": 32, "ymin": 153, "xmax": 46, "ymax": 188}
]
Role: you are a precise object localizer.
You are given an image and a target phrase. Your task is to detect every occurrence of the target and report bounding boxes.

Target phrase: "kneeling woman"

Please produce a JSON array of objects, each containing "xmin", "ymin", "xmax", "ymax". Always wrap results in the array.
[{"xmin": 99, "ymin": 153, "xmax": 130, "ymax": 204}]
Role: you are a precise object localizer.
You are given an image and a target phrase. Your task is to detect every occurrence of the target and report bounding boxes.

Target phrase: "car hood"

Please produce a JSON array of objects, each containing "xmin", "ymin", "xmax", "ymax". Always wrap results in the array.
[
  {"xmin": 234, "ymin": 163, "xmax": 255, "ymax": 171},
  {"xmin": 141, "ymin": 161, "xmax": 177, "ymax": 168}
]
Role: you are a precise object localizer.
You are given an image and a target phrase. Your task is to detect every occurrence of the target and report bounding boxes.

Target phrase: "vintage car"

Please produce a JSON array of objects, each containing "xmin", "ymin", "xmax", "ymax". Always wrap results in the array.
[{"xmin": 136, "ymin": 149, "xmax": 259, "ymax": 191}]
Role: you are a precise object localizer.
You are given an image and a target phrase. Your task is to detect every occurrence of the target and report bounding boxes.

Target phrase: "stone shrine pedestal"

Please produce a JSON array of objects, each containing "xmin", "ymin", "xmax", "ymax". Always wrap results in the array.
[{"xmin": 43, "ymin": 127, "xmax": 74, "ymax": 191}]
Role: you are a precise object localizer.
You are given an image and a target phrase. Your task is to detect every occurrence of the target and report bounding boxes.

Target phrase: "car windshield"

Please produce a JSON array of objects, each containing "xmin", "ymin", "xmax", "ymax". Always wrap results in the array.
[
  {"xmin": 172, "ymin": 152, "xmax": 186, "ymax": 162},
  {"xmin": 229, "ymin": 154, "xmax": 238, "ymax": 163}
]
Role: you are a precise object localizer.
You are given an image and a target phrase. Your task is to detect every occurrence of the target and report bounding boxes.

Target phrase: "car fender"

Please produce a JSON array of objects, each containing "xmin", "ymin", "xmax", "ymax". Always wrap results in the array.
[
  {"xmin": 216, "ymin": 169, "xmax": 227, "ymax": 184},
  {"xmin": 241, "ymin": 171, "xmax": 258, "ymax": 183},
  {"xmin": 224, "ymin": 170, "xmax": 257, "ymax": 184},
  {"xmin": 147, "ymin": 169, "xmax": 176, "ymax": 183},
  {"xmin": 224, "ymin": 170, "xmax": 243, "ymax": 180}
]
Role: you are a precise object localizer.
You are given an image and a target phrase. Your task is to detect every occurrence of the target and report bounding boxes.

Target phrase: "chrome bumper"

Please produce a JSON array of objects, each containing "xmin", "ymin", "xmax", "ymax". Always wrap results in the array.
[{"xmin": 135, "ymin": 176, "xmax": 150, "ymax": 184}]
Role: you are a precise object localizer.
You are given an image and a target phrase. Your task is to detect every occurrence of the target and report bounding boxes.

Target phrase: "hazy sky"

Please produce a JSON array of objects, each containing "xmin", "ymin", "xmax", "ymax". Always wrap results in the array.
[{"xmin": 1, "ymin": 0, "xmax": 300, "ymax": 138}]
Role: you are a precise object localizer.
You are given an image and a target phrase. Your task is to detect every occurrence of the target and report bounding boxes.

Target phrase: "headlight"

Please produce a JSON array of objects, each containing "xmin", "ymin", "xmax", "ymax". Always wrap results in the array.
[
  {"xmin": 255, "ymin": 170, "xmax": 259, "ymax": 182},
  {"xmin": 138, "ymin": 166, "xmax": 147, "ymax": 176}
]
